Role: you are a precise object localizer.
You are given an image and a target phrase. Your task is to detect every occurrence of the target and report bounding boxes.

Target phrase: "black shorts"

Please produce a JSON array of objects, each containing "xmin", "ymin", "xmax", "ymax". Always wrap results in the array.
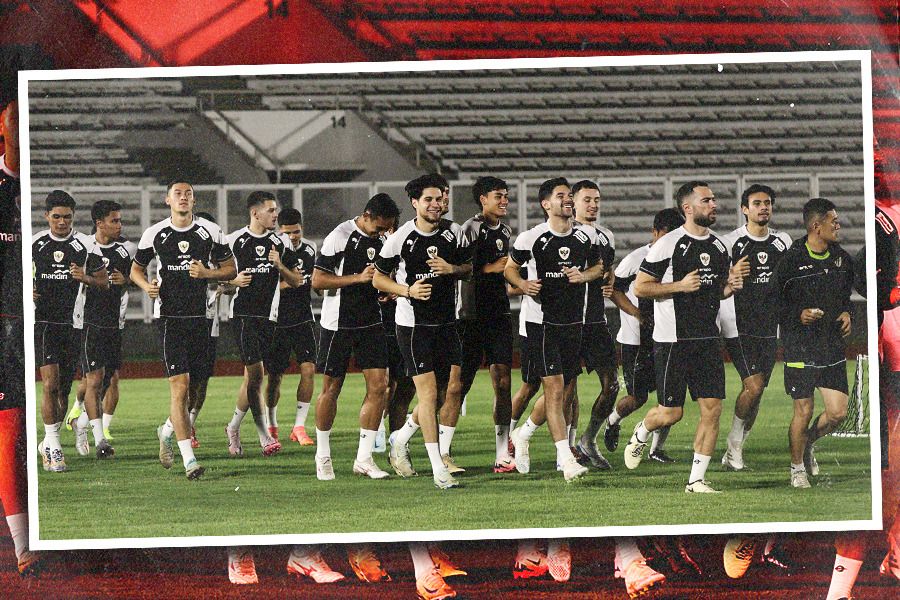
[
  {"xmin": 157, "ymin": 317, "xmax": 211, "ymax": 378},
  {"xmin": 0, "ymin": 316, "xmax": 25, "ymax": 410},
  {"xmin": 231, "ymin": 316, "xmax": 276, "ymax": 368},
  {"xmin": 268, "ymin": 321, "xmax": 318, "ymax": 375},
  {"xmin": 620, "ymin": 342, "xmax": 655, "ymax": 401},
  {"xmin": 35, "ymin": 321, "xmax": 77, "ymax": 370},
  {"xmin": 459, "ymin": 316, "xmax": 514, "ymax": 370},
  {"xmin": 525, "ymin": 322, "xmax": 582, "ymax": 385},
  {"xmin": 396, "ymin": 323, "xmax": 461, "ymax": 378},
  {"xmin": 79, "ymin": 324, "xmax": 121, "ymax": 374},
  {"xmin": 193, "ymin": 319, "xmax": 218, "ymax": 381},
  {"xmin": 317, "ymin": 324, "xmax": 388, "ymax": 378},
  {"xmin": 724, "ymin": 335, "xmax": 778, "ymax": 383},
  {"xmin": 655, "ymin": 339, "xmax": 725, "ymax": 408},
  {"xmin": 784, "ymin": 361, "xmax": 848, "ymax": 400},
  {"xmin": 519, "ymin": 334, "xmax": 541, "ymax": 386},
  {"xmin": 581, "ymin": 321, "xmax": 617, "ymax": 373},
  {"xmin": 384, "ymin": 331, "xmax": 408, "ymax": 380}
]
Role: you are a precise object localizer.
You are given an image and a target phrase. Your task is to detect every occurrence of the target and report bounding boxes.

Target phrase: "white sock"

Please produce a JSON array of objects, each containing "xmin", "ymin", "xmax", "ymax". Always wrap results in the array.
[
  {"xmin": 650, "ymin": 426, "xmax": 670, "ymax": 454},
  {"xmin": 43, "ymin": 422, "xmax": 62, "ymax": 451},
  {"xmin": 438, "ymin": 425, "xmax": 455, "ymax": 455},
  {"xmin": 555, "ymin": 439, "xmax": 574, "ymax": 464},
  {"xmin": 177, "ymin": 439, "xmax": 196, "ymax": 468},
  {"xmin": 791, "ymin": 462, "xmax": 806, "ymax": 474},
  {"xmin": 614, "ymin": 537, "xmax": 644, "ymax": 571},
  {"xmin": 76, "ymin": 411, "xmax": 89, "ymax": 429},
  {"xmin": 228, "ymin": 408, "xmax": 246, "ymax": 431},
  {"xmin": 567, "ymin": 426, "xmax": 576, "ymax": 447},
  {"xmin": 635, "ymin": 421, "xmax": 651, "ymax": 443},
  {"xmin": 495, "ymin": 425, "xmax": 510, "ymax": 461},
  {"xmin": 316, "ymin": 428, "xmax": 331, "ymax": 459},
  {"xmin": 509, "ymin": 418, "xmax": 518, "ymax": 432},
  {"xmin": 268, "ymin": 406, "xmax": 278, "ymax": 428},
  {"xmin": 727, "ymin": 415, "xmax": 745, "ymax": 447},
  {"xmin": 90, "ymin": 418, "xmax": 104, "ymax": 445},
  {"xmin": 5, "ymin": 513, "xmax": 27, "ymax": 560},
  {"xmin": 377, "ymin": 419, "xmax": 386, "ymax": 436},
  {"xmin": 608, "ymin": 408, "xmax": 622, "ymax": 427},
  {"xmin": 102, "ymin": 413, "xmax": 114, "ymax": 430},
  {"xmin": 409, "ymin": 542, "xmax": 435, "ymax": 579},
  {"xmin": 521, "ymin": 418, "xmax": 539, "ymax": 441},
  {"xmin": 394, "ymin": 414, "xmax": 420, "ymax": 447},
  {"xmin": 688, "ymin": 453, "xmax": 711, "ymax": 484},
  {"xmin": 294, "ymin": 401, "xmax": 311, "ymax": 427},
  {"xmin": 251, "ymin": 408, "xmax": 269, "ymax": 445},
  {"xmin": 356, "ymin": 428, "xmax": 377, "ymax": 462},
  {"xmin": 825, "ymin": 555, "xmax": 862, "ymax": 600},
  {"xmin": 425, "ymin": 442, "xmax": 443, "ymax": 475},
  {"xmin": 161, "ymin": 418, "xmax": 175, "ymax": 439},
  {"xmin": 189, "ymin": 409, "xmax": 199, "ymax": 427}
]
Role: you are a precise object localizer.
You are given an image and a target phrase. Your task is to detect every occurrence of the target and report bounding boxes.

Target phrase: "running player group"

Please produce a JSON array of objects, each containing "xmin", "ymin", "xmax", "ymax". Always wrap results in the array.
[{"xmin": 34, "ymin": 174, "xmax": 856, "ymax": 493}]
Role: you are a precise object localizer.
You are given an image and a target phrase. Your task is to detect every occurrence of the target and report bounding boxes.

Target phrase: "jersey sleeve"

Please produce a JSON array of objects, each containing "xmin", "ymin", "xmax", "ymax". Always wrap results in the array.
[
  {"xmin": 876, "ymin": 208, "xmax": 900, "ymax": 310},
  {"xmin": 209, "ymin": 223, "xmax": 233, "ymax": 264},
  {"xmin": 453, "ymin": 221, "xmax": 473, "ymax": 264},
  {"xmin": 640, "ymin": 233, "xmax": 674, "ymax": 280},
  {"xmin": 375, "ymin": 229, "xmax": 403, "ymax": 275},
  {"xmin": 278, "ymin": 233, "xmax": 300, "ymax": 269},
  {"xmin": 314, "ymin": 228, "xmax": 344, "ymax": 274},
  {"xmin": 613, "ymin": 249, "xmax": 641, "ymax": 292},
  {"xmin": 85, "ymin": 242, "xmax": 106, "ymax": 274},
  {"xmin": 132, "ymin": 227, "xmax": 156, "ymax": 267},
  {"xmin": 509, "ymin": 230, "xmax": 534, "ymax": 266}
]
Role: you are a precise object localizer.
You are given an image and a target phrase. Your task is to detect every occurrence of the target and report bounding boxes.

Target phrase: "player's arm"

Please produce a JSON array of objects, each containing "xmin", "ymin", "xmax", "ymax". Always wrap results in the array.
[
  {"xmin": 372, "ymin": 269, "xmax": 431, "ymax": 301},
  {"xmin": 312, "ymin": 265, "xmax": 375, "ymax": 290},
  {"xmin": 269, "ymin": 246, "xmax": 302, "ymax": 288},
  {"xmin": 504, "ymin": 256, "xmax": 541, "ymax": 297},
  {"xmin": 482, "ymin": 255, "xmax": 508, "ymax": 274},
  {"xmin": 610, "ymin": 289, "xmax": 641, "ymax": 320},
  {"xmin": 130, "ymin": 261, "xmax": 159, "ymax": 299},
  {"xmin": 71, "ymin": 254, "xmax": 108, "ymax": 290},
  {"xmin": 634, "ymin": 269, "xmax": 698, "ymax": 299},
  {"xmin": 191, "ymin": 256, "xmax": 236, "ymax": 282}
]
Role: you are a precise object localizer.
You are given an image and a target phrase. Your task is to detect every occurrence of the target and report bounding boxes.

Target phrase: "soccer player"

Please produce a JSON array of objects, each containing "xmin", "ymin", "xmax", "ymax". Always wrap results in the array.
[
  {"xmin": 265, "ymin": 207, "xmax": 318, "ymax": 446},
  {"xmin": 458, "ymin": 176, "xmax": 516, "ymax": 472},
  {"xmin": 719, "ymin": 184, "xmax": 793, "ymax": 471},
  {"xmin": 132, "ymin": 180, "xmax": 236, "ymax": 480},
  {"xmin": 773, "ymin": 197, "xmax": 854, "ymax": 488},
  {"xmin": 34, "ymin": 190, "xmax": 108, "ymax": 471},
  {"xmin": 312, "ymin": 192, "xmax": 400, "ymax": 480},
  {"xmin": 224, "ymin": 191, "xmax": 302, "ymax": 457},
  {"xmin": 373, "ymin": 174, "xmax": 472, "ymax": 489},
  {"xmin": 70, "ymin": 200, "xmax": 134, "ymax": 460},
  {"xmin": 569, "ymin": 180, "xmax": 618, "ymax": 469},
  {"xmin": 624, "ymin": 181, "xmax": 744, "ymax": 493},
  {"xmin": 604, "ymin": 208, "xmax": 685, "ymax": 461},
  {"xmin": 0, "ymin": 97, "xmax": 42, "ymax": 574},
  {"xmin": 505, "ymin": 177, "xmax": 605, "ymax": 482}
]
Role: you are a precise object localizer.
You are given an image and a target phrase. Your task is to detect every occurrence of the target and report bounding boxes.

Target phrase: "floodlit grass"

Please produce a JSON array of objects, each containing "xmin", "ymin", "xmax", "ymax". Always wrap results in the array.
[{"xmin": 35, "ymin": 362, "xmax": 872, "ymax": 541}]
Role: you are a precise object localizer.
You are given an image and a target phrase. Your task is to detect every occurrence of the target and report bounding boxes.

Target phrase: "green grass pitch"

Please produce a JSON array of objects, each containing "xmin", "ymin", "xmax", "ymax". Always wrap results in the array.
[{"xmin": 35, "ymin": 362, "xmax": 873, "ymax": 541}]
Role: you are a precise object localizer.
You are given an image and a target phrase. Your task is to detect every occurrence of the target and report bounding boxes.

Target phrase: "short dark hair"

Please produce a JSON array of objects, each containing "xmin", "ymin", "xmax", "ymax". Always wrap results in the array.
[
  {"xmin": 538, "ymin": 177, "xmax": 570, "ymax": 203},
  {"xmin": 45, "ymin": 190, "xmax": 76, "ymax": 212},
  {"xmin": 405, "ymin": 174, "xmax": 447, "ymax": 200},
  {"xmin": 472, "ymin": 176, "xmax": 508, "ymax": 206},
  {"xmin": 195, "ymin": 211, "xmax": 216, "ymax": 223},
  {"xmin": 803, "ymin": 197, "xmax": 837, "ymax": 229},
  {"xmin": 364, "ymin": 192, "xmax": 400, "ymax": 220},
  {"xmin": 91, "ymin": 200, "xmax": 121, "ymax": 223},
  {"xmin": 278, "ymin": 207, "xmax": 302, "ymax": 226},
  {"xmin": 741, "ymin": 184, "xmax": 776, "ymax": 209},
  {"xmin": 166, "ymin": 180, "xmax": 192, "ymax": 194},
  {"xmin": 246, "ymin": 190, "xmax": 277, "ymax": 211},
  {"xmin": 673, "ymin": 181, "xmax": 709, "ymax": 216},
  {"xmin": 571, "ymin": 179, "xmax": 600, "ymax": 196},
  {"xmin": 653, "ymin": 208, "xmax": 685, "ymax": 233}
]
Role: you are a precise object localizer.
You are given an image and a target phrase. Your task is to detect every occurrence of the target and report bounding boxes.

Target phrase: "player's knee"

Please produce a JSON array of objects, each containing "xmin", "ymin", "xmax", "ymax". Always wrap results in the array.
[
  {"xmin": 744, "ymin": 378, "xmax": 764, "ymax": 399},
  {"xmin": 827, "ymin": 405, "xmax": 848, "ymax": 425}
]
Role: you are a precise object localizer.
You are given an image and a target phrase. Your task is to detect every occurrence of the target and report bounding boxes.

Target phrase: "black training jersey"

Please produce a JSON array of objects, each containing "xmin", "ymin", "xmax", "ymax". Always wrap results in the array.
[
  {"xmin": 74, "ymin": 237, "xmax": 133, "ymax": 329},
  {"xmin": 0, "ymin": 159, "xmax": 21, "ymax": 323},
  {"xmin": 576, "ymin": 221, "xmax": 615, "ymax": 324},
  {"xmin": 32, "ymin": 230, "xmax": 101, "ymax": 324},
  {"xmin": 277, "ymin": 238, "xmax": 316, "ymax": 327},
  {"xmin": 376, "ymin": 218, "xmax": 471, "ymax": 327},
  {"xmin": 227, "ymin": 227, "xmax": 297, "ymax": 320},
  {"xmin": 511, "ymin": 222, "xmax": 601, "ymax": 327},
  {"xmin": 614, "ymin": 243, "xmax": 654, "ymax": 347},
  {"xmin": 641, "ymin": 226, "xmax": 730, "ymax": 343},
  {"xmin": 773, "ymin": 236, "xmax": 854, "ymax": 366},
  {"xmin": 459, "ymin": 214, "xmax": 511, "ymax": 320},
  {"xmin": 719, "ymin": 225, "xmax": 792, "ymax": 338},
  {"xmin": 876, "ymin": 202, "xmax": 900, "ymax": 317},
  {"xmin": 316, "ymin": 219, "xmax": 384, "ymax": 331},
  {"xmin": 133, "ymin": 216, "xmax": 232, "ymax": 318}
]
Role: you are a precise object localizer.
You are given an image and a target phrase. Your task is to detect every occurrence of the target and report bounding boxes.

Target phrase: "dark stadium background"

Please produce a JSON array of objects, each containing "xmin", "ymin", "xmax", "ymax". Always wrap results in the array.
[{"xmin": 1, "ymin": 1, "xmax": 897, "ymax": 598}]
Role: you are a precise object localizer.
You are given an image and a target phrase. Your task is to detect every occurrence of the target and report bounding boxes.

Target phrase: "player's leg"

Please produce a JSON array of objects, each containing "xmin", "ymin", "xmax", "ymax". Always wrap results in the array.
[
  {"xmin": 265, "ymin": 370, "xmax": 284, "ymax": 440},
  {"xmin": 685, "ymin": 397, "xmax": 722, "ymax": 492},
  {"xmin": 353, "ymin": 367, "xmax": 389, "ymax": 479},
  {"xmin": 825, "ymin": 533, "xmax": 866, "ymax": 600},
  {"xmin": 805, "ymin": 385, "xmax": 849, "ymax": 465},
  {"xmin": 683, "ymin": 341, "xmax": 726, "ymax": 492},
  {"xmin": 38, "ymin": 363, "xmax": 65, "ymax": 472},
  {"xmin": 486, "ymin": 318, "xmax": 514, "ymax": 471},
  {"xmin": 411, "ymin": 541, "xmax": 455, "ymax": 599},
  {"xmin": 289, "ymin": 361, "xmax": 316, "ymax": 445},
  {"xmin": 245, "ymin": 361, "xmax": 279, "ymax": 454},
  {"xmin": 615, "ymin": 537, "xmax": 665, "ymax": 596},
  {"xmin": 101, "ymin": 370, "xmax": 119, "ymax": 440},
  {"xmin": 80, "ymin": 324, "xmax": 113, "ymax": 459},
  {"xmin": 0, "ymin": 407, "xmax": 42, "ymax": 575},
  {"xmin": 414, "ymin": 371, "xmax": 455, "ymax": 488},
  {"xmin": 457, "ymin": 319, "xmax": 482, "ymax": 403},
  {"xmin": 788, "ymin": 395, "xmax": 815, "ymax": 487},
  {"xmin": 314, "ymin": 373, "xmax": 344, "ymax": 481},
  {"xmin": 388, "ymin": 374, "xmax": 418, "ymax": 478}
]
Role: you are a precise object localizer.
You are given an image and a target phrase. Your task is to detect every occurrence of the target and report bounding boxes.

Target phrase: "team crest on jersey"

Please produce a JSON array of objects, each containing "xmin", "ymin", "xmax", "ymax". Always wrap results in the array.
[
  {"xmin": 255, "ymin": 245, "xmax": 265, "ymax": 257},
  {"xmin": 427, "ymin": 246, "xmax": 438, "ymax": 259},
  {"xmin": 178, "ymin": 240, "xmax": 190, "ymax": 253},
  {"xmin": 496, "ymin": 239, "xmax": 504, "ymax": 251},
  {"xmin": 757, "ymin": 252, "xmax": 768, "ymax": 265},
  {"xmin": 700, "ymin": 252, "xmax": 710, "ymax": 266},
  {"xmin": 559, "ymin": 247, "xmax": 570, "ymax": 260},
  {"xmin": 53, "ymin": 250, "xmax": 64, "ymax": 263},
  {"xmin": 367, "ymin": 247, "xmax": 376, "ymax": 260}
]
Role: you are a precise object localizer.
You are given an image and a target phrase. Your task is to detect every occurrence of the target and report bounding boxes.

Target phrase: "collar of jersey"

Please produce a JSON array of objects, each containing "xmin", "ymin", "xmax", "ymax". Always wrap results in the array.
[
  {"xmin": 243, "ymin": 226, "xmax": 271, "ymax": 238},
  {"xmin": 740, "ymin": 224, "xmax": 771, "ymax": 242},
  {"xmin": 167, "ymin": 217, "xmax": 196, "ymax": 233},
  {"xmin": 48, "ymin": 231, "xmax": 75, "ymax": 242},
  {"xmin": 680, "ymin": 226, "xmax": 710, "ymax": 241},
  {"xmin": 413, "ymin": 222, "xmax": 441, "ymax": 236},
  {"xmin": 805, "ymin": 241, "xmax": 830, "ymax": 260}
]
